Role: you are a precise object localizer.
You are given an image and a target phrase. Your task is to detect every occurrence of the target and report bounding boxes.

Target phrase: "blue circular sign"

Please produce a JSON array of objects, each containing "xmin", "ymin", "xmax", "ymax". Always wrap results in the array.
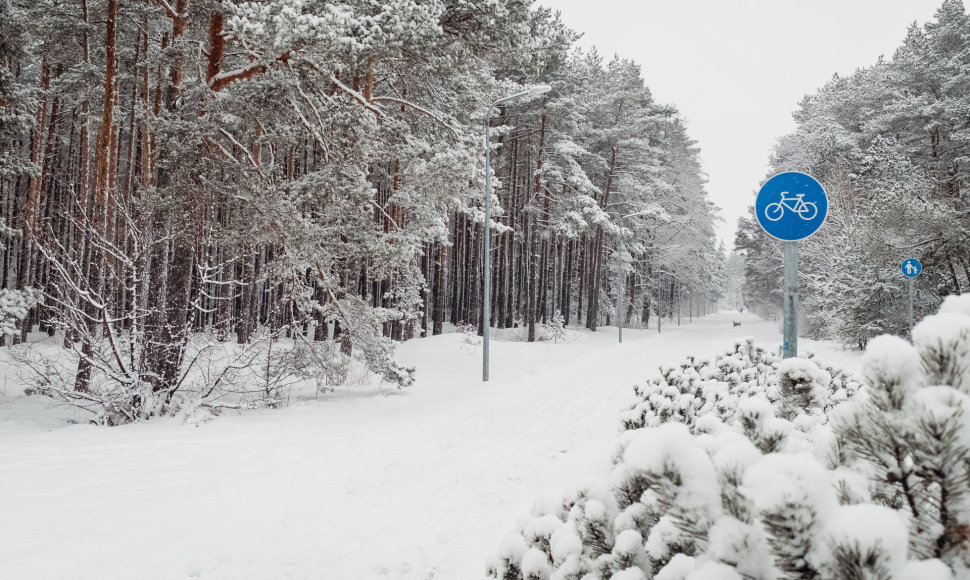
[
  {"xmin": 901, "ymin": 258, "xmax": 922, "ymax": 278},
  {"xmin": 755, "ymin": 172, "xmax": 828, "ymax": 241}
]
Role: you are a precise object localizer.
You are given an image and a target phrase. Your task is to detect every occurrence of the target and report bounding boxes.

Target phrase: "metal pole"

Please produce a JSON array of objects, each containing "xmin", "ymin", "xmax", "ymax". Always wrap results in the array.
[
  {"xmin": 657, "ymin": 254, "xmax": 662, "ymax": 334},
  {"xmin": 783, "ymin": 241, "xmax": 798, "ymax": 358},
  {"xmin": 480, "ymin": 86, "xmax": 550, "ymax": 383},
  {"xmin": 617, "ymin": 233, "xmax": 623, "ymax": 343},
  {"xmin": 908, "ymin": 277, "xmax": 914, "ymax": 342},
  {"xmin": 483, "ymin": 109, "xmax": 492, "ymax": 382}
]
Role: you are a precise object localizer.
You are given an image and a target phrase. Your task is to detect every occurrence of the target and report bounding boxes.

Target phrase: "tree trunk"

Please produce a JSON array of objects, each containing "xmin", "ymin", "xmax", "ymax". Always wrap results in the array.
[
  {"xmin": 236, "ymin": 246, "xmax": 255, "ymax": 343},
  {"xmin": 527, "ymin": 115, "xmax": 546, "ymax": 341},
  {"xmin": 74, "ymin": 0, "xmax": 118, "ymax": 390},
  {"xmin": 576, "ymin": 237, "xmax": 585, "ymax": 325},
  {"xmin": 624, "ymin": 273, "xmax": 635, "ymax": 325},
  {"xmin": 433, "ymin": 242, "xmax": 446, "ymax": 335},
  {"xmin": 526, "ymin": 217, "xmax": 537, "ymax": 342},
  {"xmin": 585, "ymin": 146, "xmax": 617, "ymax": 331},
  {"xmin": 17, "ymin": 58, "xmax": 50, "ymax": 344},
  {"xmin": 563, "ymin": 238, "xmax": 574, "ymax": 325},
  {"xmin": 144, "ymin": 0, "xmax": 191, "ymax": 395}
]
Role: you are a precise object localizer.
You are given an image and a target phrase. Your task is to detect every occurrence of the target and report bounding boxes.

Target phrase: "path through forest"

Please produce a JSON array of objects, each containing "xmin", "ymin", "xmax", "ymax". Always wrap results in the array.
[{"xmin": 0, "ymin": 313, "xmax": 859, "ymax": 579}]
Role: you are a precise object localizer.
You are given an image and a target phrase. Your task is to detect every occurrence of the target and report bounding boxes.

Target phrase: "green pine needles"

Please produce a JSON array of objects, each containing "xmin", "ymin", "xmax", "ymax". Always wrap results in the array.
[{"xmin": 489, "ymin": 295, "xmax": 970, "ymax": 580}]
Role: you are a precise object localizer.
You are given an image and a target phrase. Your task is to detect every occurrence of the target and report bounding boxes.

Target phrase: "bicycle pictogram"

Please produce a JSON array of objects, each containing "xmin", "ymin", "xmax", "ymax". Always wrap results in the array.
[
  {"xmin": 755, "ymin": 172, "xmax": 827, "ymax": 241},
  {"xmin": 764, "ymin": 191, "xmax": 818, "ymax": 222}
]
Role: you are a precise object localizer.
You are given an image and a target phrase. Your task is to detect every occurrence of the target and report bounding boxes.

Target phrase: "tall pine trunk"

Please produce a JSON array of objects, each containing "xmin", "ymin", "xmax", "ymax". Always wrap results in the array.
[
  {"xmin": 586, "ymin": 145, "xmax": 617, "ymax": 331},
  {"xmin": 17, "ymin": 58, "xmax": 49, "ymax": 344},
  {"xmin": 526, "ymin": 114, "xmax": 545, "ymax": 342},
  {"xmin": 74, "ymin": 0, "xmax": 119, "ymax": 391},
  {"xmin": 145, "ymin": 0, "xmax": 191, "ymax": 395}
]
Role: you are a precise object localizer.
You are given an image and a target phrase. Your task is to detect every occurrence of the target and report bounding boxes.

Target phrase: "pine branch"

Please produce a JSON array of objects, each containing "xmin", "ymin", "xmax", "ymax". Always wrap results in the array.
[
  {"xmin": 155, "ymin": 0, "xmax": 178, "ymax": 20},
  {"xmin": 371, "ymin": 96, "xmax": 459, "ymax": 136}
]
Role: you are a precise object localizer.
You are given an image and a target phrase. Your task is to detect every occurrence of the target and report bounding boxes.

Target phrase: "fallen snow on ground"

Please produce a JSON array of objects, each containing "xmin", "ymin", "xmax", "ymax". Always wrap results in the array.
[{"xmin": 0, "ymin": 311, "xmax": 860, "ymax": 580}]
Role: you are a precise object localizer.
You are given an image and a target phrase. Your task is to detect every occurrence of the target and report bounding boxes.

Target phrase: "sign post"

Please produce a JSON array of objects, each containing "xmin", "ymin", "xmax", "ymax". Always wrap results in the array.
[
  {"xmin": 756, "ymin": 172, "xmax": 828, "ymax": 358},
  {"xmin": 901, "ymin": 258, "xmax": 922, "ymax": 342},
  {"xmin": 783, "ymin": 241, "xmax": 798, "ymax": 357}
]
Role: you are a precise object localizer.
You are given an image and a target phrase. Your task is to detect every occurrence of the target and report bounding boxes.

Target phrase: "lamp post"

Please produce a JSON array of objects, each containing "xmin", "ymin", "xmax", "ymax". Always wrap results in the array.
[
  {"xmin": 483, "ymin": 84, "xmax": 551, "ymax": 382},
  {"xmin": 616, "ymin": 210, "xmax": 653, "ymax": 343}
]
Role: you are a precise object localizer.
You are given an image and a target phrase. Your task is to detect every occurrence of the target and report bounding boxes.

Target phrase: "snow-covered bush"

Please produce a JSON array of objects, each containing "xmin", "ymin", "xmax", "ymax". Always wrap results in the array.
[
  {"xmin": 619, "ymin": 338, "xmax": 858, "ymax": 434},
  {"xmin": 458, "ymin": 321, "xmax": 481, "ymax": 344},
  {"xmin": 15, "ymin": 328, "xmax": 413, "ymax": 425},
  {"xmin": 490, "ymin": 297, "xmax": 970, "ymax": 579},
  {"xmin": 545, "ymin": 311, "xmax": 568, "ymax": 344},
  {"xmin": 0, "ymin": 287, "xmax": 41, "ymax": 337},
  {"xmin": 832, "ymin": 295, "xmax": 970, "ymax": 570}
]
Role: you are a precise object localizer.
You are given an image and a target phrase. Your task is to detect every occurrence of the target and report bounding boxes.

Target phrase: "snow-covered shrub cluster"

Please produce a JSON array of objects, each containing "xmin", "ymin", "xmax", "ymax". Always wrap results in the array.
[
  {"xmin": 489, "ymin": 297, "xmax": 970, "ymax": 579},
  {"xmin": 15, "ymin": 328, "xmax": 412, "ymax": 426},
  {"xmin": 619, "ymin": 338, "xmax": 859, "ymax": 435}
]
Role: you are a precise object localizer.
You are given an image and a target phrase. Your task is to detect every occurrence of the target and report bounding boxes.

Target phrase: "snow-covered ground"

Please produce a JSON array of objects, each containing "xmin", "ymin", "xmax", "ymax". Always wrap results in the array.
[{"xmin": 0, "ymin": 311, "xmax": 860, "ymax": 580}]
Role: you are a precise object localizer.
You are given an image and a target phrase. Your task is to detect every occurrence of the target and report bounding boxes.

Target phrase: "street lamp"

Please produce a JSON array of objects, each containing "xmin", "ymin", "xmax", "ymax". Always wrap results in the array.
[
  {"xmin": 483, "ymin": 84, "xmax": 551, "ymax": 382},
  {"xmin": 616, "ymin": 210, "xmax": 653, "ymax": 343}
]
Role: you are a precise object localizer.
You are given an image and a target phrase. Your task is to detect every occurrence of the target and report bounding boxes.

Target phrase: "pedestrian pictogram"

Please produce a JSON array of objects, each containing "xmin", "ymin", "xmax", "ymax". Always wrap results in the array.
[
  {"xmin": 755, "ymin": 172, "xmax": 828, "ymax": 241},
  {"xmin": 901, "ymin": 258, "xmax": 922, "ymax": 343},
  {"xmin": 901, "ymin": 258, "xmax": 922, "ymax": 278}
]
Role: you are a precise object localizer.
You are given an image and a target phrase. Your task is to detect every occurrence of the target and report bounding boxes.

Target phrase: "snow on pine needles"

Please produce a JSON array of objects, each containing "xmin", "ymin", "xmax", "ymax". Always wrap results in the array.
[{"xmin": 490, "ymin": 297, "xmax": 970, "ymax": 580}]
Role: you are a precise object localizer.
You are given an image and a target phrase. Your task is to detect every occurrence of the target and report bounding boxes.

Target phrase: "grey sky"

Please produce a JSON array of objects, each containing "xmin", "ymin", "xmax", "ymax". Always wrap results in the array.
[{"xmin": 538, "ymin": 0, "xmax": 945, "ymax": 249}]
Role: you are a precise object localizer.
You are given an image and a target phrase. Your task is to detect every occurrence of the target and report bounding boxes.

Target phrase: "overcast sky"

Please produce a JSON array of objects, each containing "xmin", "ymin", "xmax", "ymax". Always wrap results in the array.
[{"xmin": 538, "ymin": 0, "xmax": 946, "ymax": 249}]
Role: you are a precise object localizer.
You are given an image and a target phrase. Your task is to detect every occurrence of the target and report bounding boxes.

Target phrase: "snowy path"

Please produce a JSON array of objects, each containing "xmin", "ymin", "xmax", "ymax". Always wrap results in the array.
[{"xmin": 0, "ymin": 312, "xmax": 858, "ymax": 580}]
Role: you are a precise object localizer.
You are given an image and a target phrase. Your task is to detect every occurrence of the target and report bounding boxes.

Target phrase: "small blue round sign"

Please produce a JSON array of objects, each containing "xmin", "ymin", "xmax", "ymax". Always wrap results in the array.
[
  {"xmin": 901, "ymin": 258, "xmax": 922, "ymax": 278},
  {"xmin": 755, "ymin": 172, "xmax": 828, "ymax": 241}
]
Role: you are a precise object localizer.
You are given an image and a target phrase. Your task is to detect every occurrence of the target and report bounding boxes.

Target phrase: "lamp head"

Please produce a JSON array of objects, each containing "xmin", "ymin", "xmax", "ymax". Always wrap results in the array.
[
  {"xmin": 526, "ymin": 84, "xmax": 552, "ymax": 97},
  {"xmin": 495, "ymin": 84, "xmax": 553, "ymax": 106}
]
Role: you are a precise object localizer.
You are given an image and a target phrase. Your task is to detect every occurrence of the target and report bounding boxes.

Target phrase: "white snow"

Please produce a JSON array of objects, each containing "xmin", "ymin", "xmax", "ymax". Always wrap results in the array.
[
  {"xmin": 523, "ymin": 514, "xmax": 563, "ymax": 545},
  {"xmin": 912, "ymin": 311, "xmax": 970, "ymax": 390},
  {"xmin": 498, "ymin": 534, "xmax": 530, "ymax": 565},
  {"xmin": 614, "ymin": 423, "xmax": 721, "ymax": 521},
  {"xmin": 584, "ymin": 498, "xmax": 608, "ymax": 522},
  {"xmin": 736, "ymin": 396, "xmax": 774, "ymax": 426},
  {"xmin": 655, "ymin": 553, "xmax": 696, "ymax": 580},
  {"xmin": 778, "ymin": 357, "xmax": 830, "ymax": 407},
  {"xmin": 520, "ymin": 547, "xmax": 552, "ymax": 578},
  {"xmin": 611, "ymin": 568, "xmax": 647, "ymax": 580},
  {"xmin": 613, "ymin": 529, "xmax": 645, "ymax": 556},
  {"xmin": 909, "ymin": 386, "xmax": 970, "ymax": 448},
  {"xmin": 708, "ymin": 432, "xmax": 762, "ymax": 471},
  {"xmin": 705, "ymin": 517, "xmax": 776, "ymax": 579},
  {"xmin": 824, "ymin": 504, "xmax": 909, "ymax": 573},
  {"xmin": 862, "ymin": 334, "xmax": 924, "ymax": 398},
  {"xmin": 899, "ymin": 558, "xmax": 955, "ymax": 580},
  {"xmin": 0, "ymin": 311, "xmax": 859, "ymax": 579},
  {"xmin": 549, "ymin": 524, "xmax": 583, "ymax": 565},
  {"xmin": 686, "ymin": 561, "xmax": 743, "ymax": 580},
  {"xmin": 741, "ymin": 453, "xmax": 838, "ymax": 517},
  {"xmin": 938, "ymin": 294, "xmax": 970, "ymax": 317},
  {"xmin": 646, "ymin": 515, "xmax": 687, "ymax": 562}
]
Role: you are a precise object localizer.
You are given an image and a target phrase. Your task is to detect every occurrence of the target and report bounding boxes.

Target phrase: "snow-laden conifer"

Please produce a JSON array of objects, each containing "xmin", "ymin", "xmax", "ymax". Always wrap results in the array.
[{"xmin": 492, "ymin": 296, "xmax": 970, "ymax": 579}]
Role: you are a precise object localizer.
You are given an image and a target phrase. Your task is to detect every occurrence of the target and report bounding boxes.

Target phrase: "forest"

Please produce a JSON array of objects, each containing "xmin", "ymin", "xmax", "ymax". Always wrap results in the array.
[
  {"xmin": 738, "ymin": 0, "xmax": 970, "ymax": 349},
  {"xmin": 0, "ymin": 0, "xmax": 722, "ymax": 422}
]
